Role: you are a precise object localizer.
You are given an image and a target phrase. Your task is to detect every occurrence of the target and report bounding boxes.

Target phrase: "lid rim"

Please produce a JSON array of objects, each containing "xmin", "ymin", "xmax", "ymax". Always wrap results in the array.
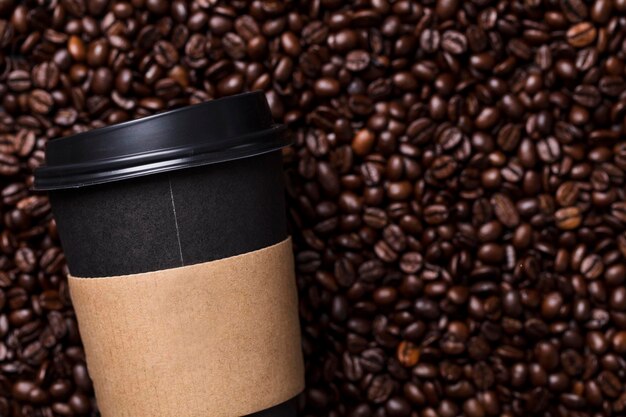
[
  {"xmin": 36, "ymin": 125, "xmax": 286, "ymax": 177},
  {"xmin": 33, "ymin": 91, "xmax": 287, "ymax": 191},
  {"xmin": 33, "ymin": 134, "xmax": 290, "ymax": 191}
]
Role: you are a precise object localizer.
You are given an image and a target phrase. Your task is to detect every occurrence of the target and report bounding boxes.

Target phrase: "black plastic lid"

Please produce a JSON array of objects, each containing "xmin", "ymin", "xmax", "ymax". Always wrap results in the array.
[{"xmin": 33, "ymin": 91, "xmax": 289, "ymax": 190}]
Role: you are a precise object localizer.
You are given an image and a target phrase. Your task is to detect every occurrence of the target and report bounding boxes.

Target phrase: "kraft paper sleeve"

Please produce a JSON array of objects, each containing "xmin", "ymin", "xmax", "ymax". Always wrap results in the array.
[{"xmin": 68, "ymin": 237, "xmax": 304, "ymax": 417}]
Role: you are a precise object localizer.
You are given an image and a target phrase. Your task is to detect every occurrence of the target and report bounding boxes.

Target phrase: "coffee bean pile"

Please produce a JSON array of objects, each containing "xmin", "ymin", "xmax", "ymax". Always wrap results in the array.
[{"xmin": 1, "ymin": 0, "xmax": 626, "ymax": 415}]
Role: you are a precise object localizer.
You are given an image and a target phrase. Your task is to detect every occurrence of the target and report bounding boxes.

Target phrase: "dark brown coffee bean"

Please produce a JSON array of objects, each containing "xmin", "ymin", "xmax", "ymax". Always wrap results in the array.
[
  {"xmin": 575, "ymin": 47, "xmax": 598, "ymax": 71},
  {"xmin": 430, "ymin": 155, "xmax": 457, "ymax": 179},
  {"xmin": 61, "ymin": 0, "xmax": 86, "ymax": 16},
  {"xmin": 536, "ymin": 137, "xmax": 561, "ymax": 163},
  {"xmin": 374, "ymin": 240, "xmax": 397, "ymax": 263},
  {"xmin": 399, "ymin": 252, "xmax": 423, "ymax": 274},
  {"xmin": 556, "ymin": 182, "xmax": 579, "ymax": 206},
  {"xmin": 154, "ymin": 40, "xmax": 179, "ymax": 68},
  {"xmin": 566, "ymin": 22, "xmax": 597, "ymax": 47},
  {"xmin": 32, "ymin": 62, "xmax": 60, "ymax": 90},
  {"xmin": 555, "ymin": 207, "xmax": 582, "ymax": 230},
  {"xmin": 573, "ymin": 85, "xmax": 601, "ymax": 107},
  {"xmin": 332, "ymin": 29, "xmax": 358, "ymax": 52},
  {"xmin": 392, "ymin": 72, "xmax": 417, "ymax": 91},
  {"xmin": 441, "ymin": 30, "xmax": 467, "ymax": 55},
  {"xmin": 611, "ymin": 331, "xmax": 626, "ymax": 354},
  {"xmin": 351, "ymin": 129, "xmax": 375, "ymax": 156},
  {"xmin": 589, "ymin": 0, "xmax": 610, "ymax": 21},
  {"xmin": 27, "ymin": 89, "xmax": 53, "ymax": 114},
  {"xmin": 438, "ymin": 126, "xmax": 463, "ymax": 150},
  {"xmin": 222, "ymin": 33, "xmax": 246, "ymax": 60},
  {"xmin": 580, "ymin": 254, "xmax": 604, "ymax": 279},
  {"xmin": 67, "ymin": 35, "xmax": 85, "ymax": 61},
  {"xmin": 435, "ymin": 0, "xmax": 459, "ymax": 20},
  {"xmin": 387, "ymin": 181, "xmax": 412, "ymax": 200},
  {"xmin": 12, "ymin": 380, "xmax": 36, "ymax": 401},
  {"xmin": 91, "ymin": 67, "xmax": 113, "ymax": 95},
  {"xmin": 597, "ymin": 371, "xmax": 621, "ymax": 398},
  {"xmin": 599, "ymin": 75, "xmax": 626, "ymax": 96},
  {"xmin": 234, "ymin": 15, "xmax": 259, "ymax": 40},
  {"xmin": 396, "ymin": 341, "xmax": 419, "ymax": 367},
  {"xmin": 497, "ymin": 123, "xmax": 521, "ymax": 152},
  {"xmin": 561, "ymin": 0, "xmax": 588, "ymax": 22},
  {"xmin": 7, "ymin": 70, "xmax": 31, "ymax": 92},
  {"xmin": 317, "ymin": 161, "xmax": 340, "ymax": 196},
  {"xmin": 420, "ymin": 29, "xmax": 440, "ymax": 53},
  {"xmin": 345, "ymin": 50, "xmax": 370, "ymax": 72},
  {"xmin": 86, "ymin": 39, "xmax": 110, "ymax": 67},
  {"xmin": 463, "ymin": 398, "xmax": 485, "ymax": 417},
  {"xmin": 471, "ymin": 362, "xmax": 494, "ymax": 389},
  {"xmin": 54, "ymin": 108, "xmax": 78, "ymax": 126},
  {"xmin": 314, "ymin": 78, "xmax": 340, "ymax": 97},
  {"xmin": 611, "ymin": 202, "xmax": 626, "ymax": 223},
  {"xmin": 424, "ymin": 204, "xmax": 449, "ymax": 225},
  {"xmin": 0, "ymin": 154, "xmax": 19, "ymax": 176},
  {"xmin": 295, "ymin": 22, "xmax": 322, "ymax": 46},
  {"xmin": 367, "ymin": 375, "xmax": 394, "ymax": 403},
  {"xmin": 386, "ymin": 396, "xmax": 411, "ymax": 417},
  {"xmin": 278, "ymin": 31, "xmax": 299, "ymax": 57},
  {"xmin": 561, "ymin": 349, "xmax": 584, "ymax": 376},
  {"xmin": 491, "ymin": 193, "xmax": 519, "ymax": 228},
  {"xmin": 68, "ymin": 392, "xmax": 90, "ymax": 414}
]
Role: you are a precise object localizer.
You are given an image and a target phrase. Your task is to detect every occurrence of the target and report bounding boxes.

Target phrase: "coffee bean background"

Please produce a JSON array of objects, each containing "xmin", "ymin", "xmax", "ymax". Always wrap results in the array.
[{"xmin": 1, "ymin": 0, "xmax": 626, "ymax": 416}]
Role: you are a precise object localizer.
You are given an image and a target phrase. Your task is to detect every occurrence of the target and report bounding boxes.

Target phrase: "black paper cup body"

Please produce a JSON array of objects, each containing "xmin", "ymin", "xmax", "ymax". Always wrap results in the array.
[
  {"xmin": 34, "ymin": 92, "xmax": 299, "ymax": 417},
  {"xmin": 47, "ymin": 150, "xmax": 288, "ymax": 277}
]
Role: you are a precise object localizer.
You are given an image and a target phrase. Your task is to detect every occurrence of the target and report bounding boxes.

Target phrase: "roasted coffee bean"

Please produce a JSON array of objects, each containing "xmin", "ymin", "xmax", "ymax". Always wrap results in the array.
[
  {"xmin": 28, "ymin": 90, "xmax": 54, "ymax": 114},
  {"xmin": 430, "ymin": 155, "xmax": 457, "ymax": 179},
  {"xmin": 612, "ymin": 201, "xmax": 626, "ymax": 223},
  {"xmin": 424, "ymin": 205, "xmax": 449, "ymax": 225},
  {"xmin": 438, "ymin": 126, "xmax": 463, "ymax": 151},
  {"xmin": 497, "ymin": 124, "xmax": 521, "ymax": 152},
  {"xmin": 536, "ymin": 137, "xmax": 561, "ymax": 163},
  {"xmin": 345, "ymin": 50, "xmax": 370, "ymax": 72},
  {"xmin": 314, "ymin": 78, "xmax": 340, "ymax": 97},
  {"xmin": 67, "ymin": 35, "xmax": 85, "ymax": 61},
  {"xmin": 597, "ymin": 371, "xmax": 621, "ymax": 398},
  {"xmin": 441, "ymin": 30, "xmax": 467, "ymax": 55},
  {"xmin": 573, "ymin": 85, "xmax": 601, "ymax": 108},
  {"xmin": 555, "ymin": 207, "xmax": 583, "ymax": 230},
  {"xmin": 0, "ymin": 154, "xmax": 19, "ymax": 176},
  {"xmin": 556, "ymin": 182, "xmax": 579, "ymax": 206},
  {"xmin": 599, "ymin": 76, "xmax": 626, "ymax": 96},
  {"xmin": 561, "ymin": 0, "xmax": 589, "ymax": 22},
  {"xmin": 7, "ymin": 70, "xmax": 32, "ymax": 92},
  {"xmin": 399, "ymin": 252, "xmax": 422, "ymax": 274},
  {"xmin": 575, "ymin": 47, "xmax": 598, "ymax": 71},
  {"xmin": 367, "ymin": 375, "xmax": 394, "ymax": 403},
  {"xmin": 396, "ymin": 341, "xmax": 420, "ymax": 367},
  {"xmin": 420, "ymin": 29, "xmax": 440, "ymax": 53},
  {"xmin": 32, "ymin": 62, "xmax": 60, "ymax": 90},
  {"xmin": 591, "ymin": 0, "xmax": 612, "ymax": 23},
  {"xmin": 580, "ymin": 254, "xmax": 604, "ymax": 279},
  {"xmin": 566, "ymin": 22, "xmax": 597, "ymax": 47},
  {"xmin": 491, "ymin": 194, "xmax": 519, "ymax": 227},
  {"xmin": 351, "ymin": 129, "xmax": 375, "ymax": 156}
]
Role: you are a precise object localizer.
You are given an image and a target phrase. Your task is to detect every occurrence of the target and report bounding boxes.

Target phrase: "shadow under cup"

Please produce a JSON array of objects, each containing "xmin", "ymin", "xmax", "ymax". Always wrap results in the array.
[{"xmin": 34, "ymin": 92, "xmax": 301, "ymax": 417}]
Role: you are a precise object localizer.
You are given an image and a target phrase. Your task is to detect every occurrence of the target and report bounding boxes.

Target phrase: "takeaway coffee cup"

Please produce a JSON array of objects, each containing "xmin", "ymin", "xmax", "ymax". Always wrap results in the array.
[{"xmin": 33, "ymin": 92, "xmax": 304, "ymax": 417}]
